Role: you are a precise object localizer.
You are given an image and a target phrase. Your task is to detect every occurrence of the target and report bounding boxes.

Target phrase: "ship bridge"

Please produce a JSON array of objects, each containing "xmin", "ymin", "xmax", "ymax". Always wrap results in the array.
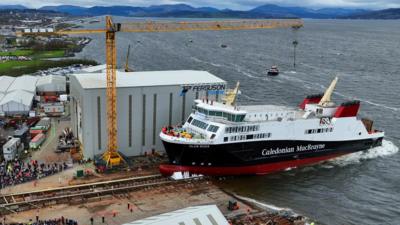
[{"xmin": 193, "ymin": 99, "xmax": 302, "ymax": 123}]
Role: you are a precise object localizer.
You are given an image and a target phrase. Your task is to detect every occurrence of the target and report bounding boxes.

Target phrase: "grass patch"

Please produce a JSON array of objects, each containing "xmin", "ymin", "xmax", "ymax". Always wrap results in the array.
[
  {"xmin": 0, "ymin": 49, "xmax": 34, "ymax": 56},
  {"xmin": 0, "ymin": 49, "xmax": 65, "ymax": 58},
  {"xmin": 0, "ymin": 59, "xmax": 98, "ymax": 76},
  {"xmin": 32, "ymin": 50, "xmax": 65, "ymax": 58}
]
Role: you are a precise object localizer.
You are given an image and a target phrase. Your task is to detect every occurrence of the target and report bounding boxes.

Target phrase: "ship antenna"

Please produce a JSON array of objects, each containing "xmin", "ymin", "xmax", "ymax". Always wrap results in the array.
[{"xmin": 318, "ymin": 76, "xmax": 338, "ymax": 106}]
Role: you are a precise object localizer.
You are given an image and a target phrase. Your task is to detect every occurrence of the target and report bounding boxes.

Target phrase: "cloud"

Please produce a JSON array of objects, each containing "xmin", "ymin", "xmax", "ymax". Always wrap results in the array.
[{"xmin": 2, "ymin": 0, "xmax": 400, "ymax": 10}]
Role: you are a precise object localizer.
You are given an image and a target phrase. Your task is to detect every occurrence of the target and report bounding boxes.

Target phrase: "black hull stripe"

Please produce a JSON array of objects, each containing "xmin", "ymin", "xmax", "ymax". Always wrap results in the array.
[{"xmin": 162, "ymin": 138, "xmax": 383, "ymax": 167}]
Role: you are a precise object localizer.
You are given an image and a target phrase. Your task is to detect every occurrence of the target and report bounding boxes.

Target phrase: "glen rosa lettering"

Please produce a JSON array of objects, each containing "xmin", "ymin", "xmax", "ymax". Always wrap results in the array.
[{"xmin": 262, "ymin": 144, "xmax": 325, "ymax": 156}]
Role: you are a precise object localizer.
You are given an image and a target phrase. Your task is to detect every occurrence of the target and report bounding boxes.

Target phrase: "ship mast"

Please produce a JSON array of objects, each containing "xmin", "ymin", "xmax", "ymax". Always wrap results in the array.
[
  {"xmin": 223, "ymin": 81, "xmax": 240, "ymax": 106},
  {"xmin": 318, "ymin": 76, "xmax": 338, "ymax": 107}
]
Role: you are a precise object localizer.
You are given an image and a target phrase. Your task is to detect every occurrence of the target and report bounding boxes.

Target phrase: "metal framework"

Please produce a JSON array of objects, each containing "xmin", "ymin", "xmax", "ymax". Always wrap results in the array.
[{"xmin": 17, "ymin": 17, "xmax": 303, "ymax": 168}]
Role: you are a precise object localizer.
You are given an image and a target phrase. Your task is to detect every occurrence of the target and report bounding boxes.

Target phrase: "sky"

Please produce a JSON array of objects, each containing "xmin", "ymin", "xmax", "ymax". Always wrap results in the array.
[{"xmin": 2, "ymin": 0, "xmax": 400, "ymax": 10}]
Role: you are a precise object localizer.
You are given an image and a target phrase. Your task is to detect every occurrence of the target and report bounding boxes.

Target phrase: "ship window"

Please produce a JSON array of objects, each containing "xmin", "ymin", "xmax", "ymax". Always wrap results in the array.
[
  {"xmin": 216, "ymin": 111, "xmax": 222, "ymax": 117},
  {"xmin": 224, "ymin": 137, "xmax": 228, "ymax": 142},
  {"xmin": 237, "ymin": 115, "xmax": 242, "ymax": 122},
  {"xmin": 207, "ymin": 125, "xmax": 219, "ymax": 133},
  {"xmin": 192, "ymin": 119, "xmax": 208, "ymax": 130},
  {"xmin": 246, "ymin": 134, "xmax": 253, "ymax": 139},
  {"xmin": 209, "ymin": 111, "xmax": 215, "ymax": 116},
  {"xmin": 187, "ymin": 116, "xmax": 193, "ymax": 124},
  {"xmin": 317, "ymin": 129, "xmax": 322, "ymax": 133},
  {"xmin": 330, "ymin": 128, "xmax": 333, "ymax": 132}
]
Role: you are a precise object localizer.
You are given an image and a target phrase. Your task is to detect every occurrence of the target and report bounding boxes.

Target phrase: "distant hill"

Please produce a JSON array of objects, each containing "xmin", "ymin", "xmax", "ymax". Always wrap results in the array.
[
  {"xmin": 250, "ymin": 4, "xmax": 369, "ymax": 18},
  {"xmin": 38, "ymin": 4, "xmax": 225, "ymax": 17},
  {"xmin": 39, "ymin": 5, "xmax": 88, "ymax": 15},
  {"xmin": 0, "ymin": 5, "xmax": 27, "ymax": 10},
  {"xmin": 36, "ymin": 4, "xmax": 373, "ymax": 19},
  {"xmin": 343, "ymin": 8, "xmax": 400, "ymax": 19},
  {"xmin": 2, "ymin": 3, "xmax": 393, "ymax": 19}
]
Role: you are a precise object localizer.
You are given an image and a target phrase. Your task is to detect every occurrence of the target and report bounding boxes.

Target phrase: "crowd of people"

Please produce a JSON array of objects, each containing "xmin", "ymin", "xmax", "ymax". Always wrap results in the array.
[
  {"xmin": 2, "ymin": 217, "xmax": 78, "ymax": 225},
  {"xmin": 0, "ymin": 158, "xmax": 69, "ymax": 189}
]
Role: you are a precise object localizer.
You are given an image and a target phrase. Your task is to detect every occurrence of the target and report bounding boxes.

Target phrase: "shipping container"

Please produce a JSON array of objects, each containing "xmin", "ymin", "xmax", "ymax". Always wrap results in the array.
[
  {"xmin": 30, "ymin": 129, "xmax": 43, "ymax": 138},
  {"xmin": 41, "ymin": 102, "xmax": 64, "ymax": 115},
  {"xmin": 3, "ymin": 137, "xmax": 24, "ymax": 161},
  {"xmin": 29, "ymin": 133, "xmax": 46, "ymax": 149},
  {"xmin": 31, "ymin": 117, "xmax": 51, "ymax": 131},
  {"xmin": 13, "ymin": 126, "xmax": 30, "ymax": 148}
]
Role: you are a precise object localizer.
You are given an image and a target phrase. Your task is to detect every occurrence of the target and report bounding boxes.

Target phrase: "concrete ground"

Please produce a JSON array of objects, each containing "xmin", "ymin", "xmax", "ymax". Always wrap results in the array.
[
  {"xmin": 30, "ymin": 118, "xmax": 70, "ymax": 162},
  {"xmin": 4, "ymin": 180, "xmax": 258, "ymax": 225}
]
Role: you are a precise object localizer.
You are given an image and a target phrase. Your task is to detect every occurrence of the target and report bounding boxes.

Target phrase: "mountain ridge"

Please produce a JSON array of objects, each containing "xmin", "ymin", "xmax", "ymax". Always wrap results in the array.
[{"xmin": 1, "ymin": 4, "xmax": 398, "ymax": 19}]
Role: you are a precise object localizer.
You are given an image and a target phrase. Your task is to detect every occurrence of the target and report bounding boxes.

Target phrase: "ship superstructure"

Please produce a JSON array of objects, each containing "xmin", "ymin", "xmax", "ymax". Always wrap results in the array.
[{"xmin": 159, "ymin": 78, "xmax": 384, "ymax": 176}]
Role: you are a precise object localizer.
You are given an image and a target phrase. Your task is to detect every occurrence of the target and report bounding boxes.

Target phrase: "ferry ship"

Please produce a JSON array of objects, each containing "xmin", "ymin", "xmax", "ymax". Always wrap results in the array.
[{"xmin": 159, "ymin": 77, "xmax": 384, "ymax": 176}]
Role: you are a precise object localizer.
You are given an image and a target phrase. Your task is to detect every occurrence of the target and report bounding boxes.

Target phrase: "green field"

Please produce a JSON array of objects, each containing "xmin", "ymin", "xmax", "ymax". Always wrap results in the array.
[
  {"xmin": 0, "ymin": 59, "xmax": 98, "ymax": 76},
  {"xmin": 32, "ymin": 50, "xmax": 65, "ymax": 58},
  {"xmin": 0, "ymin": 47, "xmax": 98, "ymax": 76},
  {"xmin": 0, "ymin": 49, "xmax": 65, "ymax": 58},
  {"xmin": 0, "ymin": 49, "xmax": 34, "ymax": 56}
]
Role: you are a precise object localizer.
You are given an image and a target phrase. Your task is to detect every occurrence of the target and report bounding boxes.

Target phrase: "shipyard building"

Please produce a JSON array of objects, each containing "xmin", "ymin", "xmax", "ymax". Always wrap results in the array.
[
  {"xmin": 70, "ymin": 70, "xmax": 226, "ymax": 159},
  {"xmin": 0, "ymin": 75, "xmax": 37, "ymax": 115}
]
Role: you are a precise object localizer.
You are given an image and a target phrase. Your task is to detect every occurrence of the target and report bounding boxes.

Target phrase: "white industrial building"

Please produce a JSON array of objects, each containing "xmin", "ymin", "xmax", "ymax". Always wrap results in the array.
[
  {"xmin": 0, "ymin": 89, "xmax": 34, "ymax": 115},
  {"xmin": 70, "ymin": 70, "xmax": 226, "ymax": 159},
  {"xmin": 7, "ymin": 75, "xmax": 38, "ymax": 93},
  {"xmin": 36, "ymin": 75, "xmax": 66, "ymax": 95},
  {"xmin": 124, "ymin": 205, "xmax": 229, "ymax": 225},
  {"xmin": 0, "ymin": 76, "xmax": 15, "ymax": 94}
]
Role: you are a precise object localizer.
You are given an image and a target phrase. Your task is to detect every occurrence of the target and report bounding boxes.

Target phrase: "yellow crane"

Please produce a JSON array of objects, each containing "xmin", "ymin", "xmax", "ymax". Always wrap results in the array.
[{"xmin": 18, "ymin": 16, "xmax": 303, "ymax": 168}]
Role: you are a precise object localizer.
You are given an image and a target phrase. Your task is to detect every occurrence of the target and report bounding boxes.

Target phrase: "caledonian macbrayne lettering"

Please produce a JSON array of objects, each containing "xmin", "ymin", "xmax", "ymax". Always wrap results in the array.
[{"xmin": 261, "ymin": 144, "xmax": 326, "ymax": 156}]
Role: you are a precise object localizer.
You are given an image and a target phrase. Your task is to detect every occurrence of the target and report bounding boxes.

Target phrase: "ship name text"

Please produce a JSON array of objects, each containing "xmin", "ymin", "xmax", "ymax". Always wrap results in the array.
[{"xmin": 262, "ymin": 144, "xmax": 326, "ymax": 156}]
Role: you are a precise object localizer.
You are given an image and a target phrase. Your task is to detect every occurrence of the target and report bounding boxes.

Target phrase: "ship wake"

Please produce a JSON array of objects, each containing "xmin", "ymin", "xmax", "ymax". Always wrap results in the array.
[{"xmin": 326, "ymin": 139, "xmax": 399, "ymax": 167}]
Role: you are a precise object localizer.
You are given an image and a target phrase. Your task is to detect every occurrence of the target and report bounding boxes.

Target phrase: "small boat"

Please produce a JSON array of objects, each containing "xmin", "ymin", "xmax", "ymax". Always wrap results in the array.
[{"xmin": 267, "ymin": 65, "xmax": 279, "ymax": 76}]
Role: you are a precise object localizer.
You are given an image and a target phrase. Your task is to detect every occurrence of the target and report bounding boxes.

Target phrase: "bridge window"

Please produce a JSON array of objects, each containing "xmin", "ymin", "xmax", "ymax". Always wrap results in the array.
[
  {"xmin": 191, "ymin": 119, "xmax": 208, "ymax": 130},
  {"xmin": 207, "ymin": 125, "xmax": 219, "ymax": 133}
]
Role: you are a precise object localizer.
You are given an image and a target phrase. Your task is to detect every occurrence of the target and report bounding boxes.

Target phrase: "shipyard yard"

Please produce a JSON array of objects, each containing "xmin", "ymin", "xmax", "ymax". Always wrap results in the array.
[{"xmin": 0, "ymin": 12, "xmax": 399, "ymax": 225}]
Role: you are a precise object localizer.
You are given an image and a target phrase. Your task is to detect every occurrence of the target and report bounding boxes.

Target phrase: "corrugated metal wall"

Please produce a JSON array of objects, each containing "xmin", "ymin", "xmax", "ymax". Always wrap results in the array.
[{"xmin": 70, "ymin": 77, "xmax": 224, "ymax": 159}]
